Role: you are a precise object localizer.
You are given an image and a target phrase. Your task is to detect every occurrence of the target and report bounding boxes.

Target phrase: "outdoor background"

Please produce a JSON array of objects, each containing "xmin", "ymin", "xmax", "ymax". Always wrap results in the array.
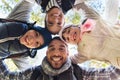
[{"xmin": 0, "ymin": 0, "xmax": 120, "ymax": 71}]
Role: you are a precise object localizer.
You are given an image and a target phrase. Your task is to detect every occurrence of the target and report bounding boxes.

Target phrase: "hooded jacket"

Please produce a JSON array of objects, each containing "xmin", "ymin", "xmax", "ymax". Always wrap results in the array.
[
  {"xmin": 0, "ymin": 0, "xmax": 53, "ymax": 59},
  {"xmin": 0, "ymin": 22, "xmax": 36, "ymax": 59},
  {"xmin": 0, "ymin": 18, "xmax": 52, "ymax": 59},
  {"xmin": 60, "ymin": 3, "xmax": 120, "ymax": 69}
]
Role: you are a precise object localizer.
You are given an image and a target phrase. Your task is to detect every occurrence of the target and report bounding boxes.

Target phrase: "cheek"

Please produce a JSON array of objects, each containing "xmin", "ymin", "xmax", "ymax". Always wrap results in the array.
[
  {"xmin": 46, "ymin": 14, "xmax": 48, "ymax": 20},
  {"xmin": 47, "ymin": 56, "xmax": 51, "ymax": 63},
  {"xmin": 47, "ymin": 53, "xmax": 52, "ymax": 60},
  {"xmin": 47, "ymin": 14, "xmax": 53, "ymax": 21}
]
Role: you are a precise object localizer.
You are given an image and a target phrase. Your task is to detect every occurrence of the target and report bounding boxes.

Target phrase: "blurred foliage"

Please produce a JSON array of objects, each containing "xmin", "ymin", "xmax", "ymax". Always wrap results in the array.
[
  {"xmin": 4, "ymin": 59, "xmax": 19, "ymax": 71},
  {"xmin": 30, "ymin": 5, "xmax": 45, "ymax": 26},
  {"xmin": 0, "ymin": 0, "xmax": 20, "ymax": 13},
  {"xmin": 65, "ymin": 10, "xmax": 81, "ymax": 25},
  {"xmin": 89, "ymin": 60, "xmax": 110, "ymax": 68}
]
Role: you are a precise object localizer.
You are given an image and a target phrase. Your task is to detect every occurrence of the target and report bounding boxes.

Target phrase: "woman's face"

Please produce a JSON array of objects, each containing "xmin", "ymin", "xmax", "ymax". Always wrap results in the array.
[
  {"xmin": 46, "ymin": 7, "xmax": 65, "ymax": 34},
  {"xmin": 20, "ymin": 30, "xmax": 44, "ymax": 48},
  {"xmin": 62, "ymin": 26, "xmax": 80, "ymax": 44}
]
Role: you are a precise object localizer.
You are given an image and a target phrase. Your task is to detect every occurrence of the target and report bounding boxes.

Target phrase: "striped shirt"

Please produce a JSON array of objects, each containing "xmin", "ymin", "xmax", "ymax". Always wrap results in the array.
[{"xmin": 46, "ymin": 0, "xmax": 60, "ymax": 12}]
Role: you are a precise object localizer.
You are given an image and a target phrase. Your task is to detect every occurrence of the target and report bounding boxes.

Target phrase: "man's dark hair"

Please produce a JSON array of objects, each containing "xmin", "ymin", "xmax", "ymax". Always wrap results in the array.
[{"xmin": 48, "ymin": 36, "xmax": 68, "ymax": 47}]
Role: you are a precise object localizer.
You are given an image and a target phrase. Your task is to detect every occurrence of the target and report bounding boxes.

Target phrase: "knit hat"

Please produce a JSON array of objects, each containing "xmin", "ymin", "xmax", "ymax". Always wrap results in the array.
[{"xmin": 31, "ymin": 26, "xmax": 52, "ymax": 50}]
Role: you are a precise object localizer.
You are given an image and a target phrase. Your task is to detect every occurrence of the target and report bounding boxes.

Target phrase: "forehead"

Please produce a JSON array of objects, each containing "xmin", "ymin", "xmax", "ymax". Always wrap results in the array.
[
  {"xmin": 48, "ymin": 39, "xmax": 67, "ymax": 47},
  {"xmin": 47, "ymin": 25, "xmax": 61, "ymax": 34}
]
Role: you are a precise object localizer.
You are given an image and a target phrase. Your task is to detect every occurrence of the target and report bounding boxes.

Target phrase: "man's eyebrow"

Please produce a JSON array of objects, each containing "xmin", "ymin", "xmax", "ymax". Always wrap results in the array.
[
  {"xmin": 48, "ymin": 45, "xmax": 54, "ymax": 48},
  {"xmin": 60, "ymin": 44, "xmax": 66, "ymax": 48}
]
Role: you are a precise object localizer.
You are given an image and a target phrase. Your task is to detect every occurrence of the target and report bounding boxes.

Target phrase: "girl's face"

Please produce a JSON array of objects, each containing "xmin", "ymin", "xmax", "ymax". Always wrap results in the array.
[
  {"xmin": 62, "ymin": 26, "xmax": 80, "ymax": 44},
  {"xmin": 46, "ymin": 7, "xmax": 65, "ymax": 34},
  {"xmin": 20, "ymin": 30, "xmax": 44, "ymax": 48}
]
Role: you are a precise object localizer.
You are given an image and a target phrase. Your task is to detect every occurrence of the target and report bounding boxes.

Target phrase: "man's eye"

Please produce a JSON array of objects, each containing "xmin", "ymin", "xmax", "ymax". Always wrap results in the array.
[{"xmin": 49, "ymin": 48, "xmax": 55, "ymax": 51}]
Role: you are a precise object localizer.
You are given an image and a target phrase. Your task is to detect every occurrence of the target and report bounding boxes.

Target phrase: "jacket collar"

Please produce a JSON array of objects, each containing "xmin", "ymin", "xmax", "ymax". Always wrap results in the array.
[{"xmin": 41, "ymin": 57, "xmax": 71, "ymax": 76}]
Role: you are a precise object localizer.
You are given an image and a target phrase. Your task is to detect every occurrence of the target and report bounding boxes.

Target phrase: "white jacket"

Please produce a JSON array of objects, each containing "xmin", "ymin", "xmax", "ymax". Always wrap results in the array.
[{"xmin": 71, "ymin": 2, "xmax": 120, "ymax": 69}]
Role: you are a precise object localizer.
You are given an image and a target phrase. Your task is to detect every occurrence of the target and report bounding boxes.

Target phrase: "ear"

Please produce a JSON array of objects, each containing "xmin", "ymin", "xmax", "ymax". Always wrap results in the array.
[{"xmin": 81, "ymin": 19, "xmax": 96, "ymax": 33}]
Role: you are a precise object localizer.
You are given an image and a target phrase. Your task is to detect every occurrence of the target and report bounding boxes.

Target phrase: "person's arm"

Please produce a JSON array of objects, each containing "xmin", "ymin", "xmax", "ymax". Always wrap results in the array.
[
  {"xmin": 70, "ymin": 53, "xmax": 89, "ymax": 64},
  {"xmin": 12, "ymin": 57, "xmax": 32, "ymax": 70},
  {"xmin": 103, "ymin": 0, "xmax": 119, "ymax": 25},
  {"xmin": 25, "ymin": 0, "xmax": 36, "ymax": 4},
  {"xmin": 82, "ymin": 66, "xmax": 120, "ymax": 79},
  {"xmin": 0, "ymin": 60, "xmax": 34, "ymax": 80},
  {"xmin": 5, "ymin": 0, "xmax": 34, "ymax": 70},
  {"xmin": 7, "ymin": 0, "xmax": 34, "ymax": 22},
  {"xmin": 73, "ymin": 2, "xmax": 100, "ymax": 20},
  {"xmin": 34, "ymin": 0, "xmax": 42, "ymax": 5}
]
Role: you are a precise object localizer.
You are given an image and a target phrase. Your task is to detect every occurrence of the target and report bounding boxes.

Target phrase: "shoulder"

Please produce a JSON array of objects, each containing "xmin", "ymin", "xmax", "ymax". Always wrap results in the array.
[
  {"xmin": 72, "ymin": 64, "xmax": 83, "ymax": 80},
  {"xmin": 30, "ymin": 66, "xmax": 43, "ymax": 80},
  {"xmin": 72, "ymin": 63, "xmax": 82, "ymax": 73}
]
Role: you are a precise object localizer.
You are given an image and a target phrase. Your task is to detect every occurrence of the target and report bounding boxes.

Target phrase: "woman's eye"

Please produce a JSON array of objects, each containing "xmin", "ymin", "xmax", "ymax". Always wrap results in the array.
[
  {"xmin": 36, "ymin": 32, "xmax": 39, "ymax": 37},
  {"xmin": 67, "ymin": 37, "xmax": 69, "ymax": 42},
  {"xmin": 67, "ymin": 29, "xmax": 70, "ymax": 34},
  {"xmin": 36, "ymin": 42, "xmax": 40, "ymax": 47},
  {"xmin": 48, "ymin": 22, "xmax": 53, "ymax": 26},
  {"xmin": 59, "ymin": 48, "xmax": 64, "ymax": 51}
]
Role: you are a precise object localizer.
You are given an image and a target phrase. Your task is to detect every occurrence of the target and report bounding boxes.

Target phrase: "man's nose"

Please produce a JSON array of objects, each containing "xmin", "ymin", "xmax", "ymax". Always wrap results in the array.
[{"xmin": 54, "ymin": 50, "xmax": 61, "ymax": 55}]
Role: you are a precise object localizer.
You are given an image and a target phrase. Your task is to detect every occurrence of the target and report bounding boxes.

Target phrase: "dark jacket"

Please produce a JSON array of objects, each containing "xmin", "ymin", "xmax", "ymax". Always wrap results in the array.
[
  {"xmin": 0, "ymin": 22, "xmax": 36, "ymax": 59},
  {"xmin": 30, "ymin": 64, "xmax": 83, "ymax": 80},
  {"xmin": 0, "ymin": 59, "xmax": 120, "ymax": 80},
  {"xmin": 36, "ymin": 0, "xmax": 75, "ymax": 14}
]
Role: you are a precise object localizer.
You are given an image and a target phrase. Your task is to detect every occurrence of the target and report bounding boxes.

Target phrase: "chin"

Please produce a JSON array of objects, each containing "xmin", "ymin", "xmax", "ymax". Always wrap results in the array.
[
  {"xmin": 52, "ymin": 64, "xmax": 62, "ymax": 69},
  {"xmin": 53, "ymin": 66, "xmax": 61, "ymax": 69}
]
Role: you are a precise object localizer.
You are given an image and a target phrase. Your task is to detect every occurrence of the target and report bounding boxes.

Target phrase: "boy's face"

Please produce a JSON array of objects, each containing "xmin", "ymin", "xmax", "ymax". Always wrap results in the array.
[
  {"xmin": 47, "ymin": 39, "xmax": 69, "ymax": 69},
  {"xmin": 46, "ymin": 7, "xmax": 65, "ymax": 34},
  {"xmin": 20, "ymin": 30, "xmax": 44, "ymax": 48},
  {"xmin": 62, "ymin": 26, "xmax": 80, "ymax": 44}
]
